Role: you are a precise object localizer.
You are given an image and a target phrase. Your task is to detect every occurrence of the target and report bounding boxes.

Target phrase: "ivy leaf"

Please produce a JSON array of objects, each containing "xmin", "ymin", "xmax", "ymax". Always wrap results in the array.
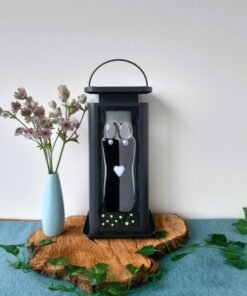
[
  {"xmin": 83, "ymin": 263, "xmax": 109, "ymax": 286},
  {"xmin": 154, "ymin": 231, "xmax": 167, "ymax": 239},
  {"xmin": 48, "ymin": 284, "xmax": 77, "ymax": 292},
  {"xmin": 126, "ymin": 264, "xmax": 145, "ymax": 275},
  {"xmin": 136, "ymin": 245, "xmax": 163, "ymax": 256},
  {"xmin": 229, "ymin": 241, "xmax": 246, "ymax": 249},
  {"xmin": 9, "ymin": 261, "xmax": 32, "ymax": 273},
  {"xmin": 243, "ymin": 208, "xmax": 247, "ymax": 219},
  {"xmin": 206, "ymin": 234, "xmax": 228, "ymax": 247},
  {"xmin": 96, "ymin": 282, "xmax": 126, "ymax": 295},
  {"xmin": 171, "ymin": 252, "xmax": 190, "ymax": 262},
  {"xmin": 223, "ymin": 249, "xmax": 242, "ymax": 261},
  {"xmin": 226, "ymin": 258, "xmax": 247, "ymax": 269},
  {"xmin": 38, "ymin": 239, "xmax": 53, "ymax": 247},
  {"xmin": 232, "ymin": 220, "xmax": 247, "ymax": 235},
  {"xmin": 143, "ymin": 267, "xmax": 166, "ymax": 283},
  {"xmin": 0, "ymin": 245, "xmax": 19, "ymax": 256},
  {"xmin": 48, "ymin": 257, "xmax": 69, "ymax": 266},
  {"xmin": 64, "ymin": 265, "xmax": 85, "ymax": 276},
  {"xmin": 16, "ymin": 242, "xmax": 31, "ymax": 248},
  {"xmin": 30, "ymin": 239, "xmax": 54, "ymax": 259}
]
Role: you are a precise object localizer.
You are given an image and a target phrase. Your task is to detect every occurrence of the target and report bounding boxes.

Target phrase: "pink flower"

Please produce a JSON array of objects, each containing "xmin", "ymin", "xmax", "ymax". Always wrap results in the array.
[
  {"xmin": 15, "ymin": 127, "xmax": 25, "ymax": 136},
  {"xmin": 21, "ymin": 107, "xmax": 32, "ymax": 117},
  {"xmin": 24, "ymin": 128, "xmax": 35, "ymax": 138},
  {"xmin": 40, "ymin": 128, "xmax": 52, "ymax": 139},
  {"xmin": 11, "ymin": 101, "xmax": 21, "ymax": 113},
  {"xmin": 29, "ymin": 100, "xmax": 38, "ymax": 110},
  {"xmin": 61, "ymin": 119, "xmax": 73, "ymax": 131},
  {"xmin": 14, "ymin": 88, "xmax": 27, "ymax": 100},
  {"xmin": 48, "ymin": 100, "xmax": 57, "ymax": 109},
  {"xmin": 34, "ymin": 117, "xmax": 46, "ymax": 127},
  {"xmin": 77, "ymin": 94, "xmax": 87, "ymax": 104},
  {"xmin": 72, "ymin": 118, "xmax": 80, "ymax": 129},
  {"xmin": 33, "ymin": 106, "xmax": 45, "ymax": 118},
  {"xmin": 58, "ymin": 85, "xmax": 70, "ymax": 102},
  {"xmin": 69, "ymin": 99, "xmax": 81, "ymax": 115},
  {"xmin": 49, "ymin": 107, "xmax": 61, "ymax": 119}
]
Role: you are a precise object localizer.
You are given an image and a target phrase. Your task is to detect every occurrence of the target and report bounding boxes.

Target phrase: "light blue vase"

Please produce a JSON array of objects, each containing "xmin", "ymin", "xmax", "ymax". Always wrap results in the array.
[{"xmin": 42, "ymin": 173, "xmax": 65, "ymax": 237}]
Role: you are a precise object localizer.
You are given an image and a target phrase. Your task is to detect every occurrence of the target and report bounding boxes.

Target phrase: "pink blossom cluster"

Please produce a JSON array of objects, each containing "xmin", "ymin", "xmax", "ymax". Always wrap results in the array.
[
  {"xmin": 0, "ymin": 85, "xmax": 87, "ymax": 174},
  {"xmin": 0, "ymin": 86, "xmax": 87, "ymax": 141}
]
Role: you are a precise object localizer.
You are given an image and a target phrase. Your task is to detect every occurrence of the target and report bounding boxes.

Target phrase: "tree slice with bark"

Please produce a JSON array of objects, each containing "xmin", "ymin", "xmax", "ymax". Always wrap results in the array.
[{"xmin": 28, "ymin": 213, "xmax": 188, "ymax": 292}]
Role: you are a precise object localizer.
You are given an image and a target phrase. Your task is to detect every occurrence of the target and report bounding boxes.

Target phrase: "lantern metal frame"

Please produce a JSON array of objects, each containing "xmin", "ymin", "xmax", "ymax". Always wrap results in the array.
[{"xmin": 83, "ymin": 59, "xmax": 155, "ymax": 238}]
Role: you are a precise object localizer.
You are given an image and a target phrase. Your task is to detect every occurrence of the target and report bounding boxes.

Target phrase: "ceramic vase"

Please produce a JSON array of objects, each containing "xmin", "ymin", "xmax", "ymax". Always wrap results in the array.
[{"xmin": 42, "ymin": 173, "xmax": 65, "ymax": 236}]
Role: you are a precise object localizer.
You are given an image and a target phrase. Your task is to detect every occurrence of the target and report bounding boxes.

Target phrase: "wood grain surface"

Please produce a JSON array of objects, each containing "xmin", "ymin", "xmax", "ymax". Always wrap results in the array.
[{"xmin": 28, "ymin": 213, "xmax": 188, "ymax": 292}]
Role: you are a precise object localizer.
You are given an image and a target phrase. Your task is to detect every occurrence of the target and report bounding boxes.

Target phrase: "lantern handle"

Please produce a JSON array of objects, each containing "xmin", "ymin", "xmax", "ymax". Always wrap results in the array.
[{"xmin": 88, "ymin": 59, "xmax": 149, "ymax": 87}]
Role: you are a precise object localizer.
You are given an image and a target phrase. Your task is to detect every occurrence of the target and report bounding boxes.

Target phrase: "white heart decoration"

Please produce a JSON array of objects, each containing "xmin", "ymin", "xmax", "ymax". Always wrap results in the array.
[{"xmin": 113, "ymin": 165, "xmax": 125, "ymax": 177}]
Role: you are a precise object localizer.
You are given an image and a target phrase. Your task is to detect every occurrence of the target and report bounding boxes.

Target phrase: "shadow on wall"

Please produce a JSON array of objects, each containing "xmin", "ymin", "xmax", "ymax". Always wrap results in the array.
[{"xmin": 142, "ymin": 94, "xmax": 182, "ymax": 213}]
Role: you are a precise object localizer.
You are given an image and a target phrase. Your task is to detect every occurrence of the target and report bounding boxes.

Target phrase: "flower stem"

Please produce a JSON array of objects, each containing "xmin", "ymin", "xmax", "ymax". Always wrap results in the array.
[
  {"xmin": 13, "ymin": 115, "xmax": 28, "ymax": 129},
  {"xmin": 43, "ymin": 147, "xmax": 52, "ymax": 173},
  {"xmin": 54, "ymin": 109, "xmax": 86, "ymax": 173},
  {"xmin": 52, "ymin": 133, "xmax": 59, "ymax": 152},
  {"xmin": 55, "ymin": 141, "xmax": 66, "ymax": 173},
  {"xmin": 67, "ymin": 109, "xmax": 86, "ymax": 142}
]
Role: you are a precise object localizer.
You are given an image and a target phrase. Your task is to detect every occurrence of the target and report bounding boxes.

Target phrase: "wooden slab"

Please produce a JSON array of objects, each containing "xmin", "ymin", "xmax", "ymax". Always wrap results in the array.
[{"xmin": 28, "ymin": 213, "xmax": 188, "ymax": 292}]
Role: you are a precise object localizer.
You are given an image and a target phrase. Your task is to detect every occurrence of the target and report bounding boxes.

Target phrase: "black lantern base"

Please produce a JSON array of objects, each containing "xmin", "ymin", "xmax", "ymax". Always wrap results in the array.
[{"xmin": 83, "ymin": 210, "xmax": 156, "ymax": 239}]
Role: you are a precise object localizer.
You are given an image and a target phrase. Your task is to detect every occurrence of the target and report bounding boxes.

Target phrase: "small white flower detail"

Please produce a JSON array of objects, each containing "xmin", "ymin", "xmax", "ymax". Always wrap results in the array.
[
  {"xmin": 110, "ymin": 215, "xmax": 113, "ymax": 218},
  {"xmin": 131, "ymin": 220, "xmax": 135, "ymax": 223},
  {"xmin": 101, "ymin": 214, "xmax": 105, "ymax": 218},
  {"xmin": 115, "ymin": 220, "xmax": 118, "ymax": 223},
  {"xmin": 119, "ymin": 216, "xmax": 123, "ymax": 219},
  {"xmin": 111, "ymin": 224, "xmax": 114, "ymax": 227},
  {"xmin": 102, "ymin": 223, "xmax": 105, "ymax": 226},
  {"xmin": 125, "ymin": 221, "xmax": 129, "ymax": 226},
  {"xmin": 106, "ymin": 220, "xmax": 109, "ymax": 223},
  {"xmin": 130, "ymin": 213, "xmax": 133, "ymax": 216}
]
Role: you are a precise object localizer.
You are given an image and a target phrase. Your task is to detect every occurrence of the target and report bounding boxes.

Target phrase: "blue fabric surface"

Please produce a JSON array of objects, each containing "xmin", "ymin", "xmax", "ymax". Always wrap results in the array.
[{"xmin": 0, "ymin": 219, "xmax": 246, "ymax": 296}]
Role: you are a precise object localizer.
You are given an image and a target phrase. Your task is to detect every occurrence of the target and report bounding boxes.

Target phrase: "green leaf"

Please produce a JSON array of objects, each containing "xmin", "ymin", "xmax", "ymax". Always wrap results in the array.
[
  {"xmin": 229, "ymin": 241, "xmax": 246, "ymax": 249},
  {"xmin": 223, "ymin": 249, "xmax": 241, "ymax": 260},
  {"xmin": 126, "ymin": 264, "xmax": 145, "ymax": 275},
  {"xmin": 243, "ymin": 208, "xmax": 247, "ymax": 219},
  {"xmin": 83, "ymin": 263, "xmax": 109, "ymax": 286},
  {"xmin": 16, "ymin": 242, "xmax": 31, "ymax": 248},
  {"xmin": 233, "ymin": 220, "xmax": 247, "ymax": 234},
  {"xmin": 91, "ymin": 263, "xmax": 109, "ymax": 275},
  {"xmin": 30, "ymin": 239, "xmax": 54, "ymax": 259},
  {"xmin": 154, "ymin": 231, "xmax": 167, "ymax": 239},
  {"xmin": 38, "ymin": 239, "xmax": 53, "ymax": 247},
  {"xmin": 48, "ymin": 257, "xmax": 69, "ymax": 266},
  {"xmin": 143, "ymin": 267, "xmax": 166, "ymax": 283},
  {"xmin": 206, "ymin": 234, "xmax": 228, "ymax": 246},
  {"xmin": 0, "ymin": 244, "xmax": 19, "ymax": 256},
  {"xmin": 64, "ymin": 265, "xmax": 85, "ymax": 276},
  {"xmin": 226, "ymin": 258, "xmax": 247, "ymax": 269},
  {"xmin": 97, "ymin": 282, "xmax": 126, "ymax": 295},
  {"xmin": 171, "ymin": 252, "xmax": 190, "ymax": 262},
  {"xmin": 136, "ymin": 245, "xmax": 163, "ymax": 256},
  {"xmin": 48, "ymin": 284, "xmax": 77, "ymax": 292},
  {"xmin": 9, "ymin": 261, "xmax": 32, "ymax": 273}
]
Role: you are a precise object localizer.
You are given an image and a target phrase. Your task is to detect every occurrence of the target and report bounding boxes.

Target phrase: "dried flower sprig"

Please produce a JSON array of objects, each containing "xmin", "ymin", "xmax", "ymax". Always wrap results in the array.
[{"xmin": 0, "ymin": 86, "xmax": 88, "ymax": 174}]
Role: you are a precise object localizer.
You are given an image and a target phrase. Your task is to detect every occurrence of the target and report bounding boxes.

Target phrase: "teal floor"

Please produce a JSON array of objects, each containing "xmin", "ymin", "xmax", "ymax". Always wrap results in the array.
[{"xmin": 0, "ymin": 219, "xmax": 246, "ymax": 296}]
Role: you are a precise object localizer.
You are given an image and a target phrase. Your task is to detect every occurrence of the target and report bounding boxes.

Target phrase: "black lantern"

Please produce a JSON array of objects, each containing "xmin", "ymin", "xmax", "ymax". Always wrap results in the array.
[{"xmin": 83, "ymin": 59, "xmax": 155, "ymax": 238}]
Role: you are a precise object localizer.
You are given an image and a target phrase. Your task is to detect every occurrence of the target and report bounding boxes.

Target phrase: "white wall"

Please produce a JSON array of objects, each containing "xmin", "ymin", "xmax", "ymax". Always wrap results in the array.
[{"xmin": 0, "ymin": 0, "xmax": 247, "ymax": 219}]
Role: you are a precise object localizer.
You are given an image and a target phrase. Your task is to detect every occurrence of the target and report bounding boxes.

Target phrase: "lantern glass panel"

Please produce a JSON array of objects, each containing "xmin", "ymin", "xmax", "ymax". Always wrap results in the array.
[{"xmin": 99, "ymin": 107, "xmax": 140, "ymax": 231}]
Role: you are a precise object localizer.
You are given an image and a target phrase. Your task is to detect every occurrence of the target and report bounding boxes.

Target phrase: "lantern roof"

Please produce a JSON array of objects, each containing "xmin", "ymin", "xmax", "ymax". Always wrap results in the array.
[{"xmin": 84, "ymin": 86, "xmax": 152, "ymax": 94}]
